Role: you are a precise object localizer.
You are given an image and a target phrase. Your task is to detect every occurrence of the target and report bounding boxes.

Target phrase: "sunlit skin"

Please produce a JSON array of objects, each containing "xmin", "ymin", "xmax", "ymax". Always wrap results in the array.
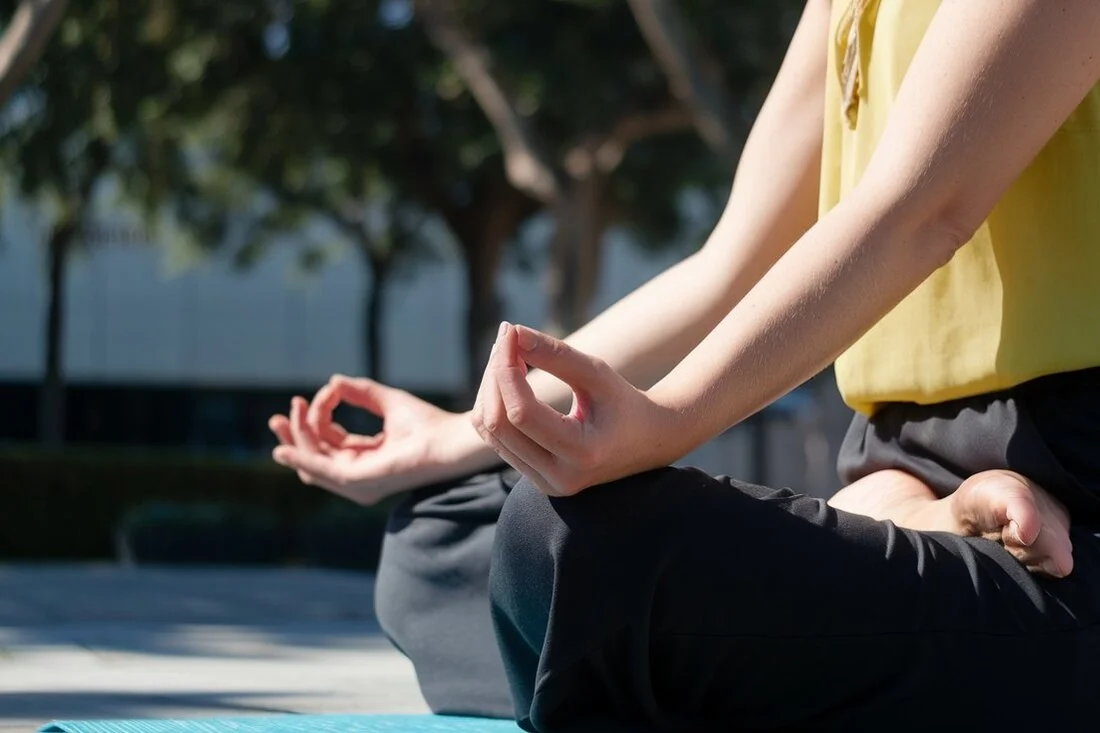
[{"xmin": 270, "ymin": 0, "xmax": 1100, "ymax": 580}]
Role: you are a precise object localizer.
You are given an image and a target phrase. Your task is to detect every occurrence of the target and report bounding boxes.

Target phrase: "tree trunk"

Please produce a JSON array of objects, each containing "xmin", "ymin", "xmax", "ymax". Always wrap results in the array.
[
  {"xmin": 456, "ymin": 176, "xmax": 538, "ymax": 397},
  {"xmin": 571, "ymin": 171, "xmax": 608, "ymax": 330},
  {"xmin": 363, "ymin": 251, "xmax": 391, "ymax": 382},
  {"xmin": 463, "ymin": 246, "xmax": 501, "ymax": 396},
  {"xmin": 37, "ymin": 138, "xmax": 107, "ymax": 446},
  {"xmin": 544, "ymin": 173, "xmax": 609, "ymax": 336},
  {"xmin": 39, "ymin": 221, "xmax": 75, "ymax": 447}
]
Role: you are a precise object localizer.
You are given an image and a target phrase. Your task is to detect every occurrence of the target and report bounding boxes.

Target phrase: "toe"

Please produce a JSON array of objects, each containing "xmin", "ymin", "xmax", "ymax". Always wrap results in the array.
[
  {"xmin": 1004, "ymin": 497, "xmax": 1042, "ymax": 547},
  {"xmin": 1048, "ymin": 534, "xmax": 1075, "ymax": 578},
  {"xmin": 1012, "ymin": 527, "xmax": 1074, "ymax": 578}
]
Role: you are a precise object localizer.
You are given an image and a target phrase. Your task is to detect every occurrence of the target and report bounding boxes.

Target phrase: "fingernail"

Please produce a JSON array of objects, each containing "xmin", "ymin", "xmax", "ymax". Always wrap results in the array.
[
  {"xmin": 272, "ymin": 447, "xmax": 288, "ymax": 464},
  {"xmin": 498, "ymin": 321, "xmax": 510, "ymax": 338},
  {"xmin": 517, "ymin": 327, "xmax": 537, "ymax": 351},
  {"xmin": 1009, "ymin": 520, "xmax": 1024, "ymax": 545}
]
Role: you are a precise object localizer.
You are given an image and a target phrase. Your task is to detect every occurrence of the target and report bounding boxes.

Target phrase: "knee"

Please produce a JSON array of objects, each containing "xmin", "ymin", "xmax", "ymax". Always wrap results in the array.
[
  {"xmin": 492, "ymin": 469, "xmax": 656, "ymax": 578},
  {"xmin": 490, "ymin": 477, "xmax": 560, "ymax": 612},
  {"xmin": 489, "ymin": 467, "xmax": 681, "ymax": 613},
  {"xmin": 373, "ymin": 509, "xmax": 415, "ymax": 646},
  {"xmin": 489, "ymin": 469, "xmax": 685, "ymax": 721},
  {"xmin": 489, "ymin": 475, "xmax": 620, "ymax": 636},
  {"xmin": 372, "ymin": 492, "xmax": 453, "ymax": 646}
]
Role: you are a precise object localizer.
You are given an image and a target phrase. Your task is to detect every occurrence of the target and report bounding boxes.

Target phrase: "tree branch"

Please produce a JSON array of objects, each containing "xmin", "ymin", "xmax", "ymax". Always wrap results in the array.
[
  {"xmin": 599, "ymin": 105, "xmax": 694, "ymax": 172},
  {"xmin": 413, "ymin": 0, "xmax": 562, "ymax": 203},
  {"xmin": 0, "ymin": 0, "xmax": 67, "ymax": 107},
  {"xmin": 626, "ymin": 0, "xmax": 738, "ymax": 157},
  {"xmin": 564, "ymin": 105, "xmax": 694, "ymax": 177}
]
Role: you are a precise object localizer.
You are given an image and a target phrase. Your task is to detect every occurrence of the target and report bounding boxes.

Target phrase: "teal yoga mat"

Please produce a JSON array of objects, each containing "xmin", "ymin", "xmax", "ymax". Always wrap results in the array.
[{"xmin": 39, "ymin": 714, "xmax": 520, "ymax": 733}]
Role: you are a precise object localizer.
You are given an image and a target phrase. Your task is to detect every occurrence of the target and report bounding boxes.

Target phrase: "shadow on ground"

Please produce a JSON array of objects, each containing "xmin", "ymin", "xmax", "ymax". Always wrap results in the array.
[
  {"xmin": 0, "ymin": 621, "xmax": 391, "ymax": 659},
  {"xmin": 0, "ymin": 690, "xmax": 300, "ymax": 721}
]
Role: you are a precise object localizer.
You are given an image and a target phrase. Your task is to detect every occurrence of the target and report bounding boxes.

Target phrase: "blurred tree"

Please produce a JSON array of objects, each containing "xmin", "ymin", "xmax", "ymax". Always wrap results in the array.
[
  {"xmin": 193, "ymin": 0, "xmax": 539, "ymax": 388},
  {"xmin": 413, "ymin": 0, "xmax": 800, "ymax": 334},
  {"xmin": 227, "ymin": 184, "xmax": 440, "ymax": 385},
  {"xmin": 415, "ymin": 0, "xmax": 686, "ymax": 334},
  {"xmin": 0, "ymin": 0, "xmax": 251, "ymax": 445}
]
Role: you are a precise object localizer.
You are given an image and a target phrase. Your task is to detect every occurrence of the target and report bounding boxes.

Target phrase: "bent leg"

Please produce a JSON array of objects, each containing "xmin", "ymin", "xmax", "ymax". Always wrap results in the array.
[
  {"xmin": 375, "ymin": 467, "xmax": 521, "ymax": 718},
  {"xmin": 490, "ymin": 467, "xmax": 1100, "ymax": 732}
]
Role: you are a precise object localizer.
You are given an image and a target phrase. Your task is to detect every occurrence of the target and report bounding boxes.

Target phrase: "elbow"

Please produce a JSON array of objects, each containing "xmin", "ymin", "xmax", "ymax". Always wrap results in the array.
[
  {"xmin": 916, "ymin": 208, "xmax": 978, "ymax": 270},
  {"xmin": 855, "ymin": 156, "xmax": 989, "ymax": 270},
  {"xmin": 858, "ymin": 175, "xmax": 984, "ymax": 271}
]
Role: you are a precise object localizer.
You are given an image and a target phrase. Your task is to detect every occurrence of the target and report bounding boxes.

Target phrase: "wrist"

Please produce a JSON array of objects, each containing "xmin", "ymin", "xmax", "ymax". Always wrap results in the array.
[
  {"xmin": 642, "ymin": 383, "xmax": 698, "ymax": 466},
  {"xmin": 449, "ymin": 410, "xmax": 508, "ymax": 474}
]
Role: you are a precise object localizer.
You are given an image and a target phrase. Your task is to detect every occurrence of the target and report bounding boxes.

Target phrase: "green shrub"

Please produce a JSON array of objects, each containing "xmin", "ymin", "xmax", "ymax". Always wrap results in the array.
[
  {"xmin": 117, "ymin": 502, "xmax": 288, "ymax": 565},
  {"xmin": 299, "ymin": 503, "xmax": 390, "ymax": 571},
  {"xmin": 0, "ymin": 447, "xmax": 393, "ymax": 568}
]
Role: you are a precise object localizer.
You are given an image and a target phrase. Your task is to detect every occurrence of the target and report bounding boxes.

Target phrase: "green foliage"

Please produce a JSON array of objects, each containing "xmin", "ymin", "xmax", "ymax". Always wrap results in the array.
[
  {"xmin": 0, "ymin": 446, "xmax": 394, "ymax": 566},
  {"xmin": 178, "ymin": 0, "xmax": 803, "ymax": 274},
  {"xmin": 0, "ymin": 0, "xmax": 801, "ymax": 260},
  {"xmin": 436, "ymin": 0, "xmax": 801, "ymax": 250},
  {"xmin": 118, "ymin": 501, "xmax": 286, "ymax": 565},
  {"xmin": 157, "ymin": 0, "xmax": 491, "ymax": 277},
  {"xmin": 0, "ymin": 0, "xmax": 804, "ymax": 354},
  {"xmin": 3, "ymin": 4, "xmax": 149, "ymax": 198}
]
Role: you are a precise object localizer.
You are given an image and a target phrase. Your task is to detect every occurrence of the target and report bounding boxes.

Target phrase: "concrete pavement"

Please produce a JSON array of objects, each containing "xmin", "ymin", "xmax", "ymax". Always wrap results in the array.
[{"xmin": 0, "ymin": 565, "xmax": 429, "ymax": 732}]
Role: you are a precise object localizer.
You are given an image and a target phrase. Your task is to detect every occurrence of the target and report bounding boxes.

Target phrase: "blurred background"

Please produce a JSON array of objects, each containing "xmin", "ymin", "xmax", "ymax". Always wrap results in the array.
[{"xmin": 0, "ymin": 0, "xmax": 855, "ymax": 571}]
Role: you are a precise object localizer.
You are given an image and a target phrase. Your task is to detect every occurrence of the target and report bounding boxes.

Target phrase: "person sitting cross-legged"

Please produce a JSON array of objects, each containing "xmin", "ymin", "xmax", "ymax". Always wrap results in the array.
[{"xmin": 270, "ymin": 0, "xmax": 1100, "ymax": 729}]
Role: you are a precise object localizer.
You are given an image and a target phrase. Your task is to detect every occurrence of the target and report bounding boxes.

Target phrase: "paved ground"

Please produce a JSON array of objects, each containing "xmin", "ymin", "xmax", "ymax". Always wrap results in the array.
[{"xmin": 0, "ymin": 565, "xmax": 429, "ymax": 732}]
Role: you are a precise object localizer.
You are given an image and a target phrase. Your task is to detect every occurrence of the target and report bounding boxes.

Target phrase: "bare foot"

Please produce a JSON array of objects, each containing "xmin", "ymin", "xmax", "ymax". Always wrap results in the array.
[
  {"xmin": 942, "ymin": 470, "xmax": 1074, "ymax": 578},
  {"xmin": 828, "ymin": 469, "xmax": 938, "ymax": 521},
  {"xmin": 830, "ymin": 469, "xmax": 1074, "ymax": 578}
]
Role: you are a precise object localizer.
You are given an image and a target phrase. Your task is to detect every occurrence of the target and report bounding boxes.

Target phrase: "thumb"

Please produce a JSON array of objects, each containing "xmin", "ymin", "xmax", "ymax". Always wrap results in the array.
[{"xmin": 512, "ymin": 325, "xmax": 610, "ymax": 396}]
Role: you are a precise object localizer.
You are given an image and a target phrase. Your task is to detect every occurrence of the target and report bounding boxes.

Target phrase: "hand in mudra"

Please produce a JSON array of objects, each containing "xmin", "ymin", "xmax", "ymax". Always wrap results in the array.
[
  {"xmin": 470, "ymin": 322, "xmax": 679, "ymax": 497},
  {"xmin": 269, "ymin": 375, "xmax": 485, "ymax": 505}
]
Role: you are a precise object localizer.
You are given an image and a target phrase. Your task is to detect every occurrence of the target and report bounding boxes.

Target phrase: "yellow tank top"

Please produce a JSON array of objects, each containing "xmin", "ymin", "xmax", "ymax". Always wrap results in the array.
[{"xmin": 822, "ymin": 0, "xmax": 1100, "ymax": 415}]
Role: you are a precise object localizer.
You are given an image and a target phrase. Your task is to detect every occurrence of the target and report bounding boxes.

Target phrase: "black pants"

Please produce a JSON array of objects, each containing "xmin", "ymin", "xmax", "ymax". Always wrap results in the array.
[{"xmin": 376, "ymin": 368, "xmax": 1100, "ymax": 730}]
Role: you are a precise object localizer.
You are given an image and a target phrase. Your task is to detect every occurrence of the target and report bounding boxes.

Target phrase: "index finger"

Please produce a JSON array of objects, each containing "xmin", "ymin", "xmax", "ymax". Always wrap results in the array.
[
  {"xmin": 307, "ymin": 381, "xmax": 349, "ymax": 448},
  {"xmin": 513, "ymin": 325, "xmax": 607, "ymax": 398},
  {"xmin": 496, "ymin": 327, "xmax": 582, "ymax": 454},
  {"xmin": 308, "ymin": 376, "xmax": 386, "ymax": 448}
]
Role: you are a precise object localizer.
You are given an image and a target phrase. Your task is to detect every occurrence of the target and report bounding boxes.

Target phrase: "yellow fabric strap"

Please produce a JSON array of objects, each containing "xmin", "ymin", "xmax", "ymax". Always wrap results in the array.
[{"xmin": 836, "ymin": 0, "xmax": 877, "ymax": 128}]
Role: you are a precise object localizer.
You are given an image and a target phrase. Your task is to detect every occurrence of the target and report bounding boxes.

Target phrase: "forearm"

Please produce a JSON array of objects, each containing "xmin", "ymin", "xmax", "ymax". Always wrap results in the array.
[
  {"xmin": 526, "ymin": 0, "xmax": 830, "ymax": 412},
  {"xmin": 650, "ymin": 190, "xmax": 961, "ymax": 456},
  {"xmin": 524, "ymin": 247, "xmax": 743, "ymax": 411}
]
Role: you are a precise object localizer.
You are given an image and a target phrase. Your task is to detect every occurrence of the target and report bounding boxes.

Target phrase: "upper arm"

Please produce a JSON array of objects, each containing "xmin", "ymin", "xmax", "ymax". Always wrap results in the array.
[
  {"xmin": 751, "ymin": 0, "xmax": 832, "ymax": 129},
  {"xmin": 857, "ymin": 0, "xmax": 1100, "ymax": 238},
  {"xmin": 702, "ymin": 0, "xmax": 831, "ymax": 266}
]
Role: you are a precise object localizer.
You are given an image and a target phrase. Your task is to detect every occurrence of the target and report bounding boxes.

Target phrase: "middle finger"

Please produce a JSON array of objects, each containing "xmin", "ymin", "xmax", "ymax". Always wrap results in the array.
[
  {"xmin": 307, "ymin": 381, "xmax": 350, "ymax": 450},
  {"xmin": 290, "ymin": 397, "xmax": 323, "ymax": 455},
  {"xmin": 482, "ymin": 328, "xmax": 561, "ymax": 482},
  {"xmin": 269, "ymin": 414, "xmax": 294, "ymax": 446}
]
